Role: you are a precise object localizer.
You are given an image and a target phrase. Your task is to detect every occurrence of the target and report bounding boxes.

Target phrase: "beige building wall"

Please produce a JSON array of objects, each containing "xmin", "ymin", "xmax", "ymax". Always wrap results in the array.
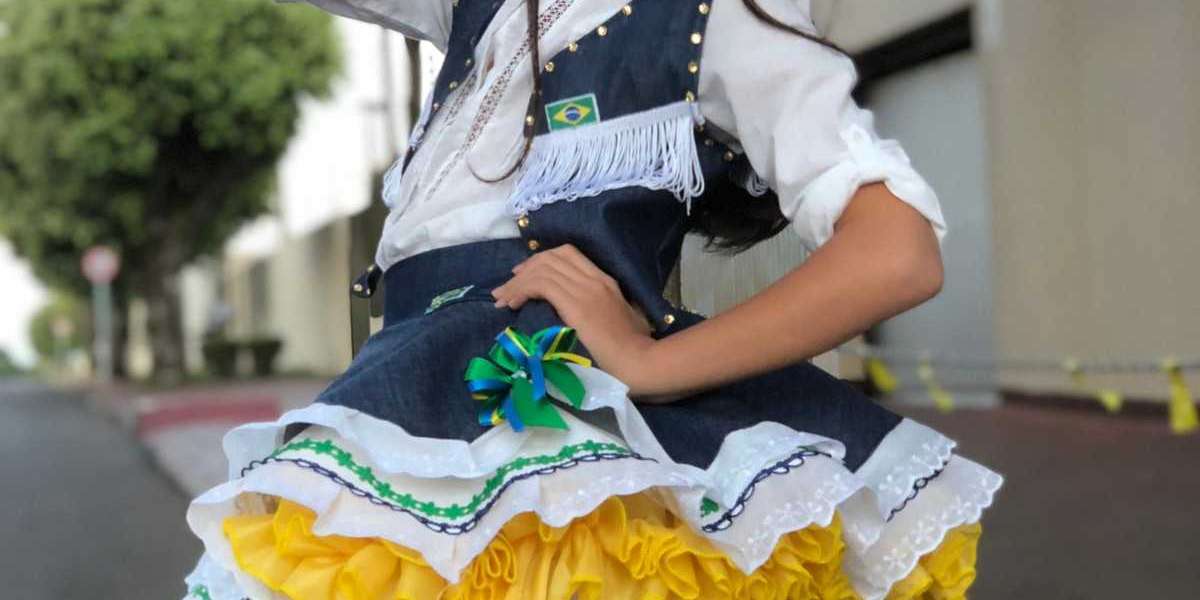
[
  {"xmin": 681, "ymin": 0, "xmax": 974, "ymax": 378},
  {"xmin": 225, "ymin": 221, "xmax": 355, "ymax": 376},
  {"xmin": 684, "ymin": 1, "xmax": 1200, "ymax": 400},
  {"xmin": 983, "ymin": 0, "xmax": 1200, "ymax": 398},
  {"xmin": 815, "ymin": 0, "xmax": 970, "ymax": 52}
]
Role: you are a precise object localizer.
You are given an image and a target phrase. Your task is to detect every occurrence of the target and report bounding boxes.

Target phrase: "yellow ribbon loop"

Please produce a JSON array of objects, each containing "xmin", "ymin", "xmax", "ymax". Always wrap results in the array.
[
  {"xmin": 917, "ymin": 358, "xmax": 954, "ymax": 413},
  {"xmin": 1062, "ymin": 358, "xmax": 1124, "ymax": 414},
  {"xmin": 1162, "ymin": 358, "xmax": 1198, "ymax": 435},
  {"xmin": 864, "ymin": 356, "xmax": 899, "ymax": 394}
]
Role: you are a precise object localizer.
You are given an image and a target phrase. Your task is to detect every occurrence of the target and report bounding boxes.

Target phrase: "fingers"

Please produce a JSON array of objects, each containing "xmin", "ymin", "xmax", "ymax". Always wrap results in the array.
[
  {"xmin": 495, "ymin": 271, "xmax": 578, "ymax": 315},
  {"xmin": 548, "ymin": 244, "xmax": 622, "ymax": 294},
  {"xmin": 496, "ymin": 245, "xmax": 614, "ymax": 307},
  {"xmin": 513, "ymin": 245, "xmax": 620, "ymax": 294}
]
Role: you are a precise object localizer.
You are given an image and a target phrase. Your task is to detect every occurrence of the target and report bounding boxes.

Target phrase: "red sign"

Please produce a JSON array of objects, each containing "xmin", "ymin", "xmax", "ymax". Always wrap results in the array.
[{"xmin": 82, "ymin": 246, "xmax": 121, "ymax": 284}]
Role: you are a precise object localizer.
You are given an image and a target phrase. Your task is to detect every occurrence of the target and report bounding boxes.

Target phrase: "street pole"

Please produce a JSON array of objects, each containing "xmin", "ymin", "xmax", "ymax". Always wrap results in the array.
[
  {"xmin": 92, "ymin": 281, "xmax": 113, "ymax": 384},
  {"xmin": 82, "ymin": 245, "xmax": 120, "ymax": 384}
]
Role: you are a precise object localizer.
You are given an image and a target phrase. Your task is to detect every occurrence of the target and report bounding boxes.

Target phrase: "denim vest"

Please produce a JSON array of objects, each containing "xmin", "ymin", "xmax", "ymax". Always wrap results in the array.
[
  {"xmin": 331, "ymin": 0, "xmax": 901, "ymax": 471},
  {"xmin": 375, "ymin": 0, "xmax": 775, "ymax": 337}
]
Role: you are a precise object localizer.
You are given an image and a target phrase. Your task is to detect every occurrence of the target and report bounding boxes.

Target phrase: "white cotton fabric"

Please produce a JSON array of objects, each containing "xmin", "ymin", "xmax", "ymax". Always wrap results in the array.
[
  {"xmin": 288, "ymin": 0, "xmax": 946, "ymax": 269},
  {"xmin": 279, "ymin": 0, "xmax": 453, "ymax": 51}
]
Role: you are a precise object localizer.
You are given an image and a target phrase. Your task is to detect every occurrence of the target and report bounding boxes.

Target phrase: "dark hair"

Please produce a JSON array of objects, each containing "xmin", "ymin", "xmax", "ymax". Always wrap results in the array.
[{"xmin": 479, "ymin": 0, "xmax": 845, "ymax": 252}]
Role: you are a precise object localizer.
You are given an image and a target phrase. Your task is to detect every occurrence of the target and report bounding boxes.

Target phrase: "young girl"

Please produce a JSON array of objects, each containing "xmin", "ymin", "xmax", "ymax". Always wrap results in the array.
[{"xmin": 184, "ymin": 0, "xmax": 1001, "ymax": 598}]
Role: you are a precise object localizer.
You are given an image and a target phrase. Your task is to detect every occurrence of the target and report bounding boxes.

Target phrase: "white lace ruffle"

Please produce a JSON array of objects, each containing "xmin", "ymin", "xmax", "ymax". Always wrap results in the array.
[
  {"xmin": 190, "ymin": 425, "xmax": 706, "ymax": 595},
  {"xmin": 190, "ymin": 364, "xmax": 868, "ymax": 587},
  {"xmin": 854, "ymin": 419, "xmax": 958, "ymax": 519},
  {"xmin": 187, "ymin": 364, "xmax": 1000, "ymax": 599},
  {"xmin": 182, "ymin": 552, "xmax": 252, "ymax": 600},
  {"xmin": 845, "ymin": 455, "xmax": 1003, "ymax": 600}
]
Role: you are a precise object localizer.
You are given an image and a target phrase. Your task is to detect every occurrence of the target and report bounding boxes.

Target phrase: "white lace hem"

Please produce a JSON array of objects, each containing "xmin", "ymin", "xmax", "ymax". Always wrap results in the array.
[
  {"xmin": 186, "ymin": 365, "xmax": 1000, "ymax": 599},
  {"xmin": 190, "ymin": 364, "xmax": 872, "ymax": 587},
  {"xmin": 846, "ymin": 455, "xmax": 1003, "ymax": 600},
  {"xmin": 182, "ymin": 553, "xmax": 251, "ymax": 600}
]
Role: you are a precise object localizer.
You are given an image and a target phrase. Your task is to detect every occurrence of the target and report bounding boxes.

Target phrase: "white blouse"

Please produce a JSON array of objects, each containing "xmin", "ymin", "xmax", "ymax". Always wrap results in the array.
[{"xmin": 290, "ymin": 0, "xmax": 946, "ymax": 271}]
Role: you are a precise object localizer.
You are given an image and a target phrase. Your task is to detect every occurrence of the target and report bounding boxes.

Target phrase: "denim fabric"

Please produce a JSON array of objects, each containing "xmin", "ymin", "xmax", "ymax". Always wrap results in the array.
[
  {"xmin": 314, "ymin": 0, "xmax": 897, "ymax": 471},
  {"xmin": 532, "ymin": 0, "xmax": 709, "ymax": 134},
  {"xmin": 316, "ymin": 239, "xmax": 900, "ymax": 472}
]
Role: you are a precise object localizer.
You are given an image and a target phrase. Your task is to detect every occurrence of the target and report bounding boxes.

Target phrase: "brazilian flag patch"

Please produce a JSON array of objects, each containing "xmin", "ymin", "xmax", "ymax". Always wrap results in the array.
[{"xmin": 545, "ymin": 93, "xmax": 601, "ymax": 131}]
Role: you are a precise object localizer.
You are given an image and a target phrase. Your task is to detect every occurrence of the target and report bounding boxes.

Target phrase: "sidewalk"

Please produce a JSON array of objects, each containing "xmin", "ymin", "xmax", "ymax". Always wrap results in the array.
[{"xmin": 90, "ymin": 377, "xmax": 329, "ymax": 496}]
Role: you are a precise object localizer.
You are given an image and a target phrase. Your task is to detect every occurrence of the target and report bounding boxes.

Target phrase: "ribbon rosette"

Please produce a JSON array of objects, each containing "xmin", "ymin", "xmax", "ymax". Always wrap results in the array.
[{"xmin": 464, "ymin": 326, "xmax": 593, "ymax": 431}]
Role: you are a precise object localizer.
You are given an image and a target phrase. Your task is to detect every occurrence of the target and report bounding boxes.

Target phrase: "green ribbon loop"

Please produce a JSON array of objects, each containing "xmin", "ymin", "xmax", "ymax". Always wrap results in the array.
[{"xmin": 464, "ymin": 326, "xmax": 591, "ymax": 431}]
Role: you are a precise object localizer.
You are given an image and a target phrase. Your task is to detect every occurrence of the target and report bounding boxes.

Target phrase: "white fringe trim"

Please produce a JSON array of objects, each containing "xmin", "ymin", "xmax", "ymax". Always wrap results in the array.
[
  {"xmin": 510, "ymin": 101, "xmax": 705, "ymax": 215},
  {"xmin": 736, "ymin": 165, "xmax": 772, "ymax": 197}
]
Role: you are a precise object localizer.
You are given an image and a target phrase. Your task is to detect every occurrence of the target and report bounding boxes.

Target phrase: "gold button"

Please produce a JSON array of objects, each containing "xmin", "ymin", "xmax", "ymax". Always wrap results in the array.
[
  {"xmin": 516, "ymin": 215, "xmax": 530, "ymax": 228},
  {"xmin": 685, "ymin": 90, "xmax": 696, "ymax": 103},
  {"xmin": 353, "ymin": 283, "xmax": 364, "ymax": 293},
  {"xmin": 544, "ymin": 61, "xmax": 555, "ymax": 72},
  {"xmin": 663, "ymin": 313, "xmax": 676, "ymax": 325},
  {"xmin": 690, "ymin": 32, "xmax": 703, "ymax": 45},
  {"xmin": 688, "ymin": 61, "xmax": 699, "ymax": 74},
  {"xmin": 622, "ymin": 4, "xmax": 633, "ymax": 15},
  {"xmin": 704, "ymin": 138, "xmax": 714, "ymax": 147},
  {"xmin": 448, "ymin": 80, "xmax": 459, "ymax": 90},
  {"xmin": 597, "ymin": 25, "xmax": 608, "ymax": 37},
  {"xmin": 696, "ymin": 123, "xmax": 706, "ymax": 132},
  {"xmin": 698, "ymin": 3, "xmax": 710, "ymax": 15},
  {"xmin": 465, "ymin": 58, "xmax": 473, "ymax": 67},
  {"xmin": 525, "ymin": 115, "xmax": 535, "ymax": 126},
  {"xmin": 568, "ymin": 41, "xmax": 579, "ymax": 52},
  {"xmin": 527, "ymin": 239, "xmax": 541, "ymax": 251},
  {"xmin": 723, "ymin": 150, "xmax": 735, "ymax": 162},
  {"xmin": 453, "ymin": 0, "xmax": 460, "ymax": 6}
]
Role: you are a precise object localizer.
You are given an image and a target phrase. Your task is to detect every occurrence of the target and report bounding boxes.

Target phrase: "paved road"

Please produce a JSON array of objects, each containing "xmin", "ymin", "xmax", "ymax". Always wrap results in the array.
[
  {"xmin": 0, "ymin": 379, "xmax": 200, "ymax": 599},
  {"xmin": 4, "ymin": 376, "xmax": 1196, "ymax": 599},
  {"xmin": 898, "ymin": 403, "xmax": 1200, "ymax": 599}
]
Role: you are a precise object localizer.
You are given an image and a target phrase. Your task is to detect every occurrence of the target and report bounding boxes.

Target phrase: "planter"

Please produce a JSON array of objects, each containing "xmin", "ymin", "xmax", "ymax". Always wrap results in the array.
[
  {"xmin": 246, "ymin": 338, "xmax": 284, "ymax": 377},
  {"xmin": 202, "ymin": 339, "xmax": 239, "ymax": 378}
]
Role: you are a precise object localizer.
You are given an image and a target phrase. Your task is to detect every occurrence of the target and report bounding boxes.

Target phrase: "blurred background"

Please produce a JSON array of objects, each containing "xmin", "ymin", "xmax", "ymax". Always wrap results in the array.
[{"xmin": 1, "ymin": 0, "xmax": 1197, "ymax": 598}]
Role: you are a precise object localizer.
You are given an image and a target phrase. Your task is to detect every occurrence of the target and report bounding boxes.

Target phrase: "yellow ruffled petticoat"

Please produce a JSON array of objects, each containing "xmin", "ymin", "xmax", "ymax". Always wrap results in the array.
[{"xmin": 223, "ymin": 493, "xmax": 981, "ymax": 600}]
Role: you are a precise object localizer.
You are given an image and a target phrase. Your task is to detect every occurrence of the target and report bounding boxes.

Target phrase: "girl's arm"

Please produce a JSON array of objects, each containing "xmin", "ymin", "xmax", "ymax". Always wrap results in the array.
[
  {"xmin": 491, "ymin": 180, "xmax": 943, "ymax": 399},
  {"xmin": 619, "ymin": 181, "xmax": 941, "ymax": 398},
  {"xmin": 492, "ymin": 0, "xmax": 948, "ymax": 398}
]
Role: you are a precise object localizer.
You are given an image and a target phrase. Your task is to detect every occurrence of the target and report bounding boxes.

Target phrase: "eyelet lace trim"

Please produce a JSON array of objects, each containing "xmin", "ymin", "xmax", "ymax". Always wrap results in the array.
[
  {"xmin": 182, "ymin": 553, "xmax": 246, "ymax": 600},
  {"xmin": 848, "ymin": 456, "xmax": 1003, "ymax": 600}
]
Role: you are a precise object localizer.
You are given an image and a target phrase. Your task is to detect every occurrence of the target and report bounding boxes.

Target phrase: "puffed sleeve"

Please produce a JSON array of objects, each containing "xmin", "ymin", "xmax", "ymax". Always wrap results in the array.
[
  {"xmin": 279, "ymin": 0, "xmax": 453, "ymax": 51},
  {"xmin": 698, "ymin": 0, "xmax": 946, "ymax": 252}
]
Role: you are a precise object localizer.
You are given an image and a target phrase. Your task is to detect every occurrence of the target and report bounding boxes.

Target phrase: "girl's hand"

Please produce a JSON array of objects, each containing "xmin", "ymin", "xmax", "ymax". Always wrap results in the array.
[{"xmin": 491, "ymin": 244, "xmax": 660, "ymax": 394}]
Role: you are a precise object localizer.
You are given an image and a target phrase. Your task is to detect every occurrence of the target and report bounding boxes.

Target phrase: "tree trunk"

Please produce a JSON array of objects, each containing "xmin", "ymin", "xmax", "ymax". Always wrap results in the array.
[
  {"xmin": 111, "ymin": 287, "xmax": 130, "ymax": 379},
  {"xmin": 144, "ymin": 237, "xmax": 186, "ymax": 384}
]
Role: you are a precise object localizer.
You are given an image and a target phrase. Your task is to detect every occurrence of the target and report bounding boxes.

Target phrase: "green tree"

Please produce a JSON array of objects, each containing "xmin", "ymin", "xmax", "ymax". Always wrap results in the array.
[
  {"xmin": 28, "ymin": 293, "xmax": 90, "ymax": 367},
  {"xmin": 0, "ymin": 0, "xmax": 339, "ymax": 381},
  {"xmin": 0, "ymin": 349, "xmax": 25, "ymax": 378}
]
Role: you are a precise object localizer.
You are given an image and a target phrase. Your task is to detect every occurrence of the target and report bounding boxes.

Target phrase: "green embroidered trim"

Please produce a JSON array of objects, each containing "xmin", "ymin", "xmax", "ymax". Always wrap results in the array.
[
  {"xmin": 546, "ymin": 93, "xmax": 601, "ymax": 131},
  {"xmin": 188, "ymin": 585, "xmax": 212, "ymax": 600},
  {"xmin": 269, "ymin": 438, "xmax": 632, "ymax": 520},
  {"xmin": 700, "ymin": 497, "xmax": 720, "ymax": 518},
  {"xmin": 425, "ymin": 284, "xmax": 475, "ymax": 314}
]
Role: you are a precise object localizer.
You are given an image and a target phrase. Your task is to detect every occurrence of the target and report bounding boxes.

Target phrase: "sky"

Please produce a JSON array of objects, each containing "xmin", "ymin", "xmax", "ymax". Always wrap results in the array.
[{"xmin": 0, "ymin": 239, "xmax": 47, "ymax": 367}]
